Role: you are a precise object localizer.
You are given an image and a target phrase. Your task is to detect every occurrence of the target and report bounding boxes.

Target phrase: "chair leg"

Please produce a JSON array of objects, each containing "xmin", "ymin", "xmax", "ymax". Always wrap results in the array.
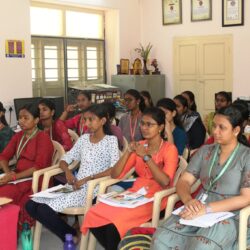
[
  {"xmin": 87, "ymin": 233, "xmax": 97, "ymax": 250},
  {"xmin": 33, "ymin": 221, "xmax": 42, "ymax": 250}
]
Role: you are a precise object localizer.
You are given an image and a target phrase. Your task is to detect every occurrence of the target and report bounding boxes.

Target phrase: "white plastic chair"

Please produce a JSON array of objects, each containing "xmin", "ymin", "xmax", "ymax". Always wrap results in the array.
[
  {"xmin": 32, "ymin": 140, "xmax": 65, "ymax": 194},
  {"xmin": 68, "ymin": 129, "xmax": 79, "ymax": 145},
  {"xmin": 87, "ymin": 156, "xmax": 188, "ymax": 249}
]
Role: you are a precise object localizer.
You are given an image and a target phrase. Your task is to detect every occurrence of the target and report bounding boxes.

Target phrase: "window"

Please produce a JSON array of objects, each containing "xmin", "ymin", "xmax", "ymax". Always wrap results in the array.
[{"xmin": 30, "ymin": 4, "xmax": 105, "ymax": 98}]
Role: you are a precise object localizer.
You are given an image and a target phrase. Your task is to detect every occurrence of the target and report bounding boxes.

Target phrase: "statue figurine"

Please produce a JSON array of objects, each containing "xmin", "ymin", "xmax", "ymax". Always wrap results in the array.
[{"xmin": 151, "ymin": 59, "xmax": 160, "ymax": 74}]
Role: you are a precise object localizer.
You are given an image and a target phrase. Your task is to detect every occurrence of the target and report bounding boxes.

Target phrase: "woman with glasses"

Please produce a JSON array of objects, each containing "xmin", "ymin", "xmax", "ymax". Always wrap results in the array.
[
  {"xmin": 82, "ymin": 107, "xmax": 178, "ymax": 250},
  {"xmin": 119, "ymin": 89, "xmax": 145, "ymax": 143}
]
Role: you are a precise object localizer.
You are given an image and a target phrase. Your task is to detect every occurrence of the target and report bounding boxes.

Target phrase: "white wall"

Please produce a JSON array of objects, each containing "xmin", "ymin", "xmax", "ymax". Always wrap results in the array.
[
  {"xmin": 140, "ymin": 1, "xmax": 250, "ymax": 99},
  {"xmin": 0, "ymin": 0, "xmax": 32, "ymax": 125}
]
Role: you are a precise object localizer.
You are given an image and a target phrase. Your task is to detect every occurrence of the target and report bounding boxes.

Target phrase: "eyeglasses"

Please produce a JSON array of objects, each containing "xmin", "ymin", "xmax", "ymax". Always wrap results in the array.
[{"xmin": 140, "ymin": 120, "xmax": 158, "ymax": 128}]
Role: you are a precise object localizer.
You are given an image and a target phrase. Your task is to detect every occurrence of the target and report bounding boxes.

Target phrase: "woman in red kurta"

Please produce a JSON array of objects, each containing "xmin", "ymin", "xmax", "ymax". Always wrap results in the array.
[
  {"xmin": 82, "ymin": 107, "xmax": 178, "ymax": 250},
  {"xmin": 38, "ymin": 98, "xmax": 73, "ymax": 151},
  {"xmin": 0, "ymin": 103, "xmax": 53, "ymax": 229},
  {"xmin": 60, "ymin": 91, "xmax": 92, "ymax": 136}
]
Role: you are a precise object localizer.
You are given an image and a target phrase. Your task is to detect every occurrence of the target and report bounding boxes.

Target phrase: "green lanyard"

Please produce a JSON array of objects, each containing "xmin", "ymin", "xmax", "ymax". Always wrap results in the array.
[
  {"xmin": 16, "ymin": 128, "xmax": 39, "ymax": 160},
  {"xmin": 206, "ymin": 143, "xmax": 240, "ymax": 193}
]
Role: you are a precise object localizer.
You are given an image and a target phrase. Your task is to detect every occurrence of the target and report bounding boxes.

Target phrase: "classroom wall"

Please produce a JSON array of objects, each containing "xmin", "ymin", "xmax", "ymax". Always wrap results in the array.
[
  {"xmin": 0, "ymin": 0, "xmax": 32, "ymax": 125},
  {"xmin": 140, "ymin": 0, "xmax": 250, "ymax": 99}
]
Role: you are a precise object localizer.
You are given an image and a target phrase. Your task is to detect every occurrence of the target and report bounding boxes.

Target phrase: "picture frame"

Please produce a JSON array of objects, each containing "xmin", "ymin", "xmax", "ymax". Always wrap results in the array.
[
  {"xmin": 120, "ymin": 59, "xmax": 130, "ymax": 74},
  {"xmin": 222, "ymin": 0, "xmax": 244, "ymax": 27},
  {"xmin": 162, "ymin": 0, "xmax": 182, "ymax": 25},
  {"xmin": 191, "ymin": 0, "xmax": 212, "ymax": 22}
]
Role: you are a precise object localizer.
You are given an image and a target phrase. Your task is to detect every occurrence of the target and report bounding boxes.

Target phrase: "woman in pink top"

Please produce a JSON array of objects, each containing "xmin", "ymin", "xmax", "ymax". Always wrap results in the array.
[{"xmin": 82, "ymin": 107, "xmax": 178, "ymax": 250}]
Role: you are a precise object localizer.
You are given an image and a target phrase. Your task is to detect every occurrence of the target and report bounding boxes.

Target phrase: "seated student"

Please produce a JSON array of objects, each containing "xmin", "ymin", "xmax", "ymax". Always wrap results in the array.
[
  {"xmin": 0, "ymin": 102, "xmax": 15, "ymax": 153},
  {"xmin": 0, "ymin": 103, "xmax": 53, "ymax": 229},
  {"xmin": 26, "ymin": 104, "xmax": 119, "ymax": 243},
  {"xmin": 60, "ymin": 91, "xmax": 91, "ymax": 136},
  {"xmin": 119, "ymin": 106, "xmax": 250, "ymax": 250},
  {"xmin": 156, "ymin": 98, "xmax": 187, "ymax": 155},
  {"xmin": 38, "ymin": 98, "xmax": 73, "ymax": 151},
  {"xmin": 150, "ymin": 105, "xmax": 250, "ymax": 250},
  {"xmin": 103, "ymin": 102, "xmax": 124, "ymax": 150},
  {"xmin": 119, "ymin": 89, "xmax": 145, "ymax": 143},
  {"xmin": 204, "ymin": 91, "xmax": 232, "ymax": 135},
  {"xmin": 140, "ymin": 90, "xmax": 154, "ymax": 108},
  {"xmin": 81, "ymin": 107, "xmax": 178, "ymax": 250},
  {"xmin": 174, "ymin": 95, "xmax": 206, "ymax": 151}
]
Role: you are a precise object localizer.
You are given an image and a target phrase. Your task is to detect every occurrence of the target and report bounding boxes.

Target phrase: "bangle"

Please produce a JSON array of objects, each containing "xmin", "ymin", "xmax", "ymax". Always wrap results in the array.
[{"xmin": 11, "ymin": 173, "xmax": 17, "ymax": 181}]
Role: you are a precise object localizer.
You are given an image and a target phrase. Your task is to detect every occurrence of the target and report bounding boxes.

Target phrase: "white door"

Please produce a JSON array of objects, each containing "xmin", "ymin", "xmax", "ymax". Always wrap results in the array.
[{"xmin": 174, "ymin": 35, "xmax": 232, "ymax": 117}]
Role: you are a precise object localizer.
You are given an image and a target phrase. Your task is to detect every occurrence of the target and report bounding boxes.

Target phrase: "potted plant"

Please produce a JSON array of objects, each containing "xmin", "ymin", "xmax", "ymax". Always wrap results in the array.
[{"xmin": 135, "ymin": 43, "xmax": 153, "ymax": 74}]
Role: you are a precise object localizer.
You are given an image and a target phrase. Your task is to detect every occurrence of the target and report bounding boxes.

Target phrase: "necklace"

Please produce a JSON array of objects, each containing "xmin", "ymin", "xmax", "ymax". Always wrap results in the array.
[{"xmin": 16, "ymin": 128, "xmax": 39, "ymax": 160}]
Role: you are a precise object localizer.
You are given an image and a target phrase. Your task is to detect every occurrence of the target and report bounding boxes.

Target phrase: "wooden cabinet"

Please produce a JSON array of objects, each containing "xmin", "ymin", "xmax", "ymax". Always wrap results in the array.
[{"xmin": 111, "ymin": 75, "xmax": 165, "ymax": 104}]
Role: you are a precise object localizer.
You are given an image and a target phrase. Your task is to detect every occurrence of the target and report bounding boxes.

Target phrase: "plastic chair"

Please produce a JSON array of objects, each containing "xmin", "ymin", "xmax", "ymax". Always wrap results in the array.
[
  {"xmin": 122, "ymin": 136, "xmax": 129, "ymax": 153},
  {"xmin": 32, "ymin": 140, "xmax": 65, "ymax": 194},
  {"xmin": 239, "ymin": 205, "xmax": 250, "ymax": 250},
  {"xmin": 68, "ymin": 129, "xmax": 79, "ymax": 145},
  {"xmin": 32, "ymin": 159, "xmax": 113, "ymax": 250},
  {"xmin": 87, "ymin": 157, "xmax": 188, "ymax": 249}
]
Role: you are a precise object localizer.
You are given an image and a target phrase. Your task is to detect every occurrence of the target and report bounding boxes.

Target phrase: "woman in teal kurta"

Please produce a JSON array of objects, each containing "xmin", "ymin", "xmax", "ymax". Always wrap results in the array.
[{"xmin": 151, "ymin": 106, "xmax": 250, "ymax": 250}]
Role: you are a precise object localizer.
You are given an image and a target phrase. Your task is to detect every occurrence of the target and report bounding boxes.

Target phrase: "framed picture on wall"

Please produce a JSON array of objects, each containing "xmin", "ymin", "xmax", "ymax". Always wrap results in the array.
[
  {"xmin": 222, "ymin": 0, "xmax": 244, "ymax": 27},
  {"xmin": 191, "ymin": 0, "xmax": 212, "ymax": 22},
  {"xmin": 162, "ymin": 0, "xmax": 182, "ymax": 25}
]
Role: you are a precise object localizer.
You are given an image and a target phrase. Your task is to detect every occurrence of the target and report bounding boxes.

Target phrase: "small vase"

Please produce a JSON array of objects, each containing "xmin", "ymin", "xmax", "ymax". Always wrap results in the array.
[{"xmin": 143, "ymin": 59, "xmax": 149, "ymax": 75}]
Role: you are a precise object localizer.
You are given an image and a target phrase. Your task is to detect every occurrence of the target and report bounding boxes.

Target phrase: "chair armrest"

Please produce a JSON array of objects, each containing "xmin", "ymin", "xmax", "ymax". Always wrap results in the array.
[
  {"xmin": 239, "ymin": 205, "xmax": 250, "ymax": 250},
  {"xmin": 41, "ymin": 161, "xmax": 79, "ymax": 191},
  {"xmin": 32, "ymin": 164, "xmax": 59, "ymax": 193},
  {"xmin": 161, "ymin": 179, "xmax": 202, "ymax": 225},
  {"xmin": 85, "ymin": 176, "xmax": 111, "ymax": 210},
  {"xmin": 151, "ymin": 187, "xmax": 176, "ymax": 227},
  {"xmin": 98, "ymin": 168, "xmax": 135, "ymax": 196}
]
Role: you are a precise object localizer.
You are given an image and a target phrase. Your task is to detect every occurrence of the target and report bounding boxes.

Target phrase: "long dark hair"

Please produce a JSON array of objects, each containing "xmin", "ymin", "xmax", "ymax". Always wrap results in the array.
[
  {"xmin": 182, "ymin": 91, "xmax": 197, "ymax": 112},
  {"xmin": 19, "ymin": 103, "xmax": 40, "ymax": 119},
  {"xmin": 0, "ymin": 102, "xmax": 8, "ymax": 126},
  {"xmin": 86, "ymin": 104, "xmax": 112, "ymax": 135},
  {"xmin": 125, "ymin": 89, "xmax": 146, "ymax": 112},
  {"xmin": 140, "ymin": 91, "xmax": 154, "ymax": 107},
  {"xmin": 142, "ymin": 107, "xmax": 165, "ymax": 139},
  {"xmin": 156, "ymin": 98, "xmax": 183, "ymax": 128},
  {"xmin": 216, "ymin": 106, "xmax": 249, "ymax": 147}
]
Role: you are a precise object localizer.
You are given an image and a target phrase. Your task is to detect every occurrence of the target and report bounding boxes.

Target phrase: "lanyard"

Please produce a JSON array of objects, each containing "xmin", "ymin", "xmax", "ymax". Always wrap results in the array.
[
  {"xmin": 79, "ymin": 114, "xmax": 84, "ymax": 136},
  {"xmin": 16, "ymin": 128, "xmax": 39, "ymax": 160},
  {"xmin": 129, "ymin": 113, "xmax": 139, "ymax": 141},
  {"xmin": 206, "ymin": 143, "xmax": 240, "ymax": 193}
]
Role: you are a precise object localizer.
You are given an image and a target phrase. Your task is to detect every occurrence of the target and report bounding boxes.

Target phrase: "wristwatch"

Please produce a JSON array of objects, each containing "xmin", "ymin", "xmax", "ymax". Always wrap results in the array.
[{"xmin": 143, "ymin": 154, "xmax": 152, "ymax": 162}]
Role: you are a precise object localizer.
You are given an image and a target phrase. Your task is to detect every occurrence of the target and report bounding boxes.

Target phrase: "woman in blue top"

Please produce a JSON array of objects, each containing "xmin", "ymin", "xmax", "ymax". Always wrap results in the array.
[{"xmin": 156, "ymin": 98, "xmax": 187, "ymax": 155}]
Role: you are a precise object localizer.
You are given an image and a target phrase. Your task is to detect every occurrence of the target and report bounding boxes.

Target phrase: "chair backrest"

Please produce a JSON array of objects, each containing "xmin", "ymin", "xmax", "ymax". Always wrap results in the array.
[
  {"xmin": 173, "ymin": 156, "xmax": 188, "ymax": 186},
  {"xmin": 51, "ymin": 140, "xmax": 65, "ymax": 165},
  {"xmin": 182, "ymin": 147, "xmax": 189, "ymax": 161},
  {"xmin": 68, "ymin": 129, "xmax": 79, "ymax": 145},
  {"xmin": 122, "ymin": 136, "xmax": 129, "ymax": 153}
]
